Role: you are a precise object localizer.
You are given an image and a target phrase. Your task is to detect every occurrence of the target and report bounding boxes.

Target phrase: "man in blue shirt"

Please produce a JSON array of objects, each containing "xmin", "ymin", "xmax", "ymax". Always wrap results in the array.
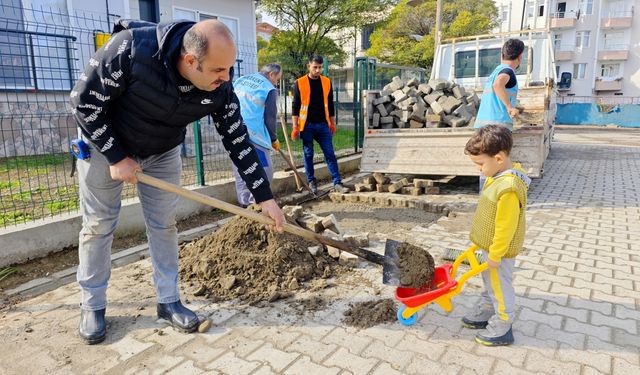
[
  {"xmin": 233, "ymin": 63, "xmax": 282, "ymax": 207},
  {"xmin": 474, "ymin": 39, "xmax": 525, "ymax": 131}
]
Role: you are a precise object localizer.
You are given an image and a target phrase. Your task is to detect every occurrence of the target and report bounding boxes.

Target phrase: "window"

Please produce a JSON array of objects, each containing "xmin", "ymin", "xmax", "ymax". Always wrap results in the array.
[
  {"xmin": 527, "ymin": 3, "xmax": 535, "ymax": 17},
  {"xmin": 556, "ymin": 65, "xmax": 561, "ymax": 78},
  {"xmin": 556, "ymin": 2, "xmax": 567, "ymax": 18},
  {"xmin": 454, "ymin": 47, "xmax": 531, "ymax": 78},
  {"xmin": 575, "ymin": 31, "xmax": 590, "ymax": 48},
  {"xmin": 361, "ymin": 24, "xmax": 375, "ymax": 50},
  {"xmin": 174, "ymin": 8, "xmax": 197, "ymax": 21},
  {"xmin": 501, "ymin": 5, "xmax": 509, "ymax": 22},
  {"xmin": 602, "ymin": 32, "xmax": 624, "ymax": 50},
  {"xmin": 578, "ymin": 0, "xmax": 593, "ymax": 15},
  {"xmin": 0, "ymin": 0, "xmax": 31, "ymax": 88},
  {"xmin": 139, "ymin": 0, "xmax": 158, "ymax": 23},
  {"xmin": 600, "ymin": 63, "xmax": 620, "ymax": 77},
  {"xmin": 553, "ymin": 34, "xmax": 562, "ymax": 50},
  {"xmin": 573, "ymin": 63, "xmax": 587, "ymax": 79},
  {"xmin": 538, "ymin": 5, "xmax": 545, "ymax": 17},
  {"xmin": 173, "ymin": 8, "xmax": 239, "ymax": 41},
  {"xmin": 1, "ymin": 0, "xmax": 73, "ymax": 90}
]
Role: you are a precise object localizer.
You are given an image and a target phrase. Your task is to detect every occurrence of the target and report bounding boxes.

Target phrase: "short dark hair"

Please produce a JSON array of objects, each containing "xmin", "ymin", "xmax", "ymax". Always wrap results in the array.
[
  {"xmin": 308, "ymin": 54, "xmax": 323, "ymax": 64},
  {"xmin": 502, "ymin": 39, "xmax": 525, "ymax": 60},
  {"xmin": 465, "ymin": 125, "xmax": 513, "ymax": 156}
]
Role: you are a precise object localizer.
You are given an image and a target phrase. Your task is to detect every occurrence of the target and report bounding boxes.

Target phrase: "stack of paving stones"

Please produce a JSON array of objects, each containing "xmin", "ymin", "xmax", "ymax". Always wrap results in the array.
[
  {"xmin": 353, "ymin": 172, "xmax": 440, "ymax": 196},
  {"xmin": 369, "ymin": 76, "xmax": 480, "ymax": 129}
]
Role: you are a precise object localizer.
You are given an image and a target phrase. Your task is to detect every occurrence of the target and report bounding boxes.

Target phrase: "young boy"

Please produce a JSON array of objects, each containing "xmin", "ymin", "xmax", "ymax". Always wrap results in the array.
[
  {"xmin": 462, "ymin": 125, "xmax": 531, "ymax": 346},
  {"xmin": 474, "ymin": 38, "xmax": 525, "ymax": 131}
]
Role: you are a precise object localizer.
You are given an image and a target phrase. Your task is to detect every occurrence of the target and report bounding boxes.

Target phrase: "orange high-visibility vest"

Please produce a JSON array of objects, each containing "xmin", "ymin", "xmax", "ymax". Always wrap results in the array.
[{"xmin": 296, "ymin": 75, "xmax": 331, "ymax": 131}]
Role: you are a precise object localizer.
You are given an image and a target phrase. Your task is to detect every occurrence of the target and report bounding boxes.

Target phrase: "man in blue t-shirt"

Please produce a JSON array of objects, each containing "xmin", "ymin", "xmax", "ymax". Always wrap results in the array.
[{"xmin": 474, "ymin": 39, "xmax": 525, "ymax": 130}]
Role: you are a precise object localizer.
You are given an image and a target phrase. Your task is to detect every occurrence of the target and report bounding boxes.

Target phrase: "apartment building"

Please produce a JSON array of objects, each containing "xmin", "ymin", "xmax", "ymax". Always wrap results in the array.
[{"xmin": 493, "ymin": 0, "xmax": 639, "ymax": 98}]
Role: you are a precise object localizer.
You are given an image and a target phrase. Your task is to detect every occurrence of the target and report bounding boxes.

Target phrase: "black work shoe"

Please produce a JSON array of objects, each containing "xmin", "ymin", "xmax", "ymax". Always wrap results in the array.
[
  {"xmin": 79, "ymin": 308, "xmax": 106, "ymax": 345},
  {"xmin": 309, "ymin": 181, "xmax": 318, "ymax": 194},
  {"xmin": 157, "ymin": 301, "xmax": 199, "ymax": 333}
]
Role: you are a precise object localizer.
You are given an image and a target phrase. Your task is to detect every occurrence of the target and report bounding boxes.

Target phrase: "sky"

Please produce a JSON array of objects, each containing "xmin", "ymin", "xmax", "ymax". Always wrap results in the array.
[{"xmin": 257, "ymin": 7, "xmax": 280, "ymax": 28}]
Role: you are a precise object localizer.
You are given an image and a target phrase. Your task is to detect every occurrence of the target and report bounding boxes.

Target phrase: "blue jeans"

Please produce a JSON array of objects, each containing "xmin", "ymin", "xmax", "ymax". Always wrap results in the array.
[
  {"xmin": 232, "ymin": 143, "xmax": 273, "ymax": 206},
  {"xmin": 301, "ymin": 122, "xmax": 341, "ymax": 185},
  {"xmin": 76, "ymin": 141, "xmax": 182, "ymax": 311}
]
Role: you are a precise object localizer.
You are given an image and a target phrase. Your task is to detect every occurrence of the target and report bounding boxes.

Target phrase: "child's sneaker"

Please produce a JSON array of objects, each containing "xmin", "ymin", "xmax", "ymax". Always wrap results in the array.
[
  {"xmin": 475, "ymin": 316, "xmax": 514, "ymax": 346},
  {"xmin": 461, "ymin": 303, "xmax": 494, "ymax": 329}
]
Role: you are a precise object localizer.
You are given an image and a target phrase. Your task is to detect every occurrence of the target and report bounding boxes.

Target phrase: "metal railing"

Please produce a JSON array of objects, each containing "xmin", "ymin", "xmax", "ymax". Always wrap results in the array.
[{"xmin": 558, "ymin": 96, "xmax": 640, "ymax": 105}]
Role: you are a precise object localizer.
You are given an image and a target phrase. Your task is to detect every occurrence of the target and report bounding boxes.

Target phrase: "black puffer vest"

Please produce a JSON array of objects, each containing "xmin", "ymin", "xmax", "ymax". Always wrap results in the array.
[{"xmin": 109, "ymin": 20, "xmax": 232, "ymax": 158}]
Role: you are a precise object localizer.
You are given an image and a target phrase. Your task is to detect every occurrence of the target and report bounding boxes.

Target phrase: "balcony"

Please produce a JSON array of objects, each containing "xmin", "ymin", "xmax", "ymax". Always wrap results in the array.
[
  {"xmin": 601, "ymin": 9, "xmax": 633, "ymax": 29},
  {"xmin": 598, "ymin": 45, "xmax": 630, "ymax": 61},
  {"xmin": 554, "ymin": 46, "xmax": 574, "ymax": 61},
  {"xmin": 550, "ymin": 12, "xmax": 577, "ymax": 29},
  {"xmin": 595, "ymin": 78, "xmax": 623, "ymax": 91}
]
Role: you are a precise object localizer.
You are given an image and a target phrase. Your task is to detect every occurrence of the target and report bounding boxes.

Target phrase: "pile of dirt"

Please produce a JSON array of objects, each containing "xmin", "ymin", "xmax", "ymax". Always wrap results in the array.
[
  {"xmin": 343, "ymin": 299, "xmax": 397, "ymax": 328},
  {"xmin": 397, "ymin": 243, "xmax": 435, "ymax": 289},
  {"xmin": 179, "ymin": 217, "xmax": 337, "ymax": 304}
]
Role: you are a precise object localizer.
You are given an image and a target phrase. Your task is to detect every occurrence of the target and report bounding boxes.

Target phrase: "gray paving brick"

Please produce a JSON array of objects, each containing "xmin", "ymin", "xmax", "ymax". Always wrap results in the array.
[
  {"xmin": 524, "ymin": 349, "xmax": 581, "ymax": 375},
  {"xmin": 246, "ymin": 343, "xmax": 299, "ymax": 372},
  {"xmin": 565, "ymin": 318, "xmax": 612, "ymax": 341},
  {"xmin": 557, "ymin": 267, "xmax": 593, "ymax": 282},
  {"xmin": 543, "ymin": 301, "xmax": 589, "ymax": 323},
  {"xmin": 592, "ymin": 290, "xmax": 636, "ymax": 307},
  {"xmin": 286, "ymin": 334, "xmax": 338, "ymax": 363},
  {"xmin": 394, "ymin": 335, "xmax": 446, "ymax": 361},
  {"xmin": 536, "ymin": 323, "xmax": 585, "ymax": 349},
  {"xmin": 492, "ymin": 359, "xmax": 539, "ymax": 375},
  {"xmin": 404, "ymin": 354, "xmax": 461, "ymax": 375},
  {"xmin": 165, "ymin": 360, "xmax": 206, "ymax": 375},
  {"xmin": 612, "ymin": 358, "xmax": 640, "ymax": 375},
  {"xmin": 361, "ymin": 339, "xmax": 414, "ymax": 371},
  {"xmin": 587, "ymin": 335, "xmax": 639, "ymax": 367},
  {"xmin": 568, "ymin": 297, "xmax": 613, "ymax": 316},
  {"xmin": 474, "ymin": 342, "xmax": 528, "ymax": 368},
  {"xmin": 519, "ymin": 307, "xmax": 563, "ymax": 329},
  {"xmin": 284, "ymin": 356, "xmax": 341, "ymax": 375},
  {"xmin": 591, "ymin": 311, "xmax": 638, "ymax": 335},
  {"xmin": 322, "ymin": 327, "xmax": 373, "ymax": 355},
  {"xmin": 550, "ymin": 283, "xmax": 593, "ymax": 299},
  {"xmin": 205, "ymin": 352, "xmax": 261, "ymax": 375},
  {"xmin": 323, "ymin": 347, "xmax": 378, "ymax": 374}
]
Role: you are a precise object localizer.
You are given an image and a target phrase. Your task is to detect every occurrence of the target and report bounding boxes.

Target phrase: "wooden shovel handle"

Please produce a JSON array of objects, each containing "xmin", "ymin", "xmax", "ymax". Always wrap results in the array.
[{"xmin": 135, "ymin": 172, "xmax": 387, "ymax": 265}]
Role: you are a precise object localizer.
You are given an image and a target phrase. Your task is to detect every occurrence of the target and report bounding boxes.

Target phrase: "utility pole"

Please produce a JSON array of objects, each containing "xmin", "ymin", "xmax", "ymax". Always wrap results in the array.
[{"xmin": 435, "ymin": 0, "xmax": 442, "ymax": 49}]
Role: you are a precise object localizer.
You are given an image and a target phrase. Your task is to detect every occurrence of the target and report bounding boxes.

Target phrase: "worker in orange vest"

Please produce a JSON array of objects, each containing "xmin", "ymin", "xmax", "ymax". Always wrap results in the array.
[{"xmin": 291, "ymin": 54, "xmax": 349, "ymax": 194}]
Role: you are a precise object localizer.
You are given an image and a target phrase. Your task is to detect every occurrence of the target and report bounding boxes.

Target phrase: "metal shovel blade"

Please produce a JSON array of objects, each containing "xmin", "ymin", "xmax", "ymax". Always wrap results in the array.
[{"xmin": 382, "ymin": 239, "xmax": 401, "ymax": 286}]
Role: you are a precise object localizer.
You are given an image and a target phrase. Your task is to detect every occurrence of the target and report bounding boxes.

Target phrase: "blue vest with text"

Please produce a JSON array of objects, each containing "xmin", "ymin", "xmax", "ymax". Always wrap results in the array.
[
  {"xmin": 234, "ymin": 73, "xmax": 275, "ymax": 149},
  {"xmin": 474, "ymin": 64, "xmax": 518, "ymax": 130}
]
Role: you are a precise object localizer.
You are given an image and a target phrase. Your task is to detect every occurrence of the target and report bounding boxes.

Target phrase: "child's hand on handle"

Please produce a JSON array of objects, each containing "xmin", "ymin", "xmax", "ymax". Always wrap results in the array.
[{"xmin": 487, "ymin": 258, "xmax": 501, "ymax": 269}]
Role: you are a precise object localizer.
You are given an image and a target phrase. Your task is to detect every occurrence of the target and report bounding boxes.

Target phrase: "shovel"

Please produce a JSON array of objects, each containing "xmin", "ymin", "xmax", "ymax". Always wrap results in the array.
[
  {"xmin": 275, "ymin": 147, "xmax": 317, "ymax": 198},
  {"xmin": 279, "ymin": 115, "xmax": 303, "ymax": 192},
  {"xmin": 136, "ymin": 172, "xmax": 402, "ymax": 285}
]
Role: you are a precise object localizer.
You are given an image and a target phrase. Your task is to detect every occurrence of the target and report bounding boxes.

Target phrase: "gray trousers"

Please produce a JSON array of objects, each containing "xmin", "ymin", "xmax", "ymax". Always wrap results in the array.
[
  {"xmin": 480, "ymin": 250, "xmax": 516, "ymax": 322},
  {"xmin": 232, "ymin": 143, "xmax": 273, "ymax": 206},
  {"xmin": 76, "ymin": 142, "xmax": 182, "ymax": 311}
]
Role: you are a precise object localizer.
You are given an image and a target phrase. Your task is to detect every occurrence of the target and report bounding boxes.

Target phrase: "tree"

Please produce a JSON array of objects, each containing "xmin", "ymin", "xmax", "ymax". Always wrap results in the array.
[
  {"xmin": 260, "ymin": 0, "xmax": 392, "ymax": 79},
  {"xmin": 367, "ymin": 0, "xmax": 497, "ymax": 70}
]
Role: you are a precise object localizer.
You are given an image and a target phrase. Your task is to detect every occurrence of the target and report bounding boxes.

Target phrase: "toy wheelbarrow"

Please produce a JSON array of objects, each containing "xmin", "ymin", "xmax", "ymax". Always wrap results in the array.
[{"xmin": 395, "ymin": 244, "xmax": 488, "ymax": 326}]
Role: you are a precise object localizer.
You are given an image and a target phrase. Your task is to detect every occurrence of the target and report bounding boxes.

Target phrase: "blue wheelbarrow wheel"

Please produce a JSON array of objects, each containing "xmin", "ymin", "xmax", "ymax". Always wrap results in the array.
[{"xmin": 397, "ymin": 305, "xmax": 418, "ymax": 326}]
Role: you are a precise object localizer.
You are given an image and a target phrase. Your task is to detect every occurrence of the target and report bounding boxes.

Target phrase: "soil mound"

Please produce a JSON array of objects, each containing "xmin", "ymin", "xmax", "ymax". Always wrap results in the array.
[
  {"xmin": 397, "ymin": 243, "xmax": 435, "ymax": 289},
  {"xmin": 343, "ymin": 299, "xmax": 397, "ymax": 328},
  {"xmin": 180, "ymin": 217, "xmax": 336, "ymax": 304}
]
